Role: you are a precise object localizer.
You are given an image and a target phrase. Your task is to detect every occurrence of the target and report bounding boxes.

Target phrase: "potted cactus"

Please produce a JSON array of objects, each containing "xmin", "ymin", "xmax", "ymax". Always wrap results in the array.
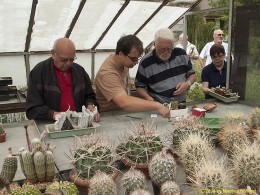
[
  {"xmin": 117, "ymin": 121, "xmax": 164, "ymax": 179},
  {"xmin": 45, "ymin": 181, "xmax": 78, "ymax": 195},
  {"xmin": 68, "ymin": 133, "xmax": 118, "ymax": 194},
  {"xmin": 0, "ymin": 123, "xmax": 6, "ymax": 143},
  {"xmin": 160, "ymin": 180, "xmax": 181, "ymax": 195}
]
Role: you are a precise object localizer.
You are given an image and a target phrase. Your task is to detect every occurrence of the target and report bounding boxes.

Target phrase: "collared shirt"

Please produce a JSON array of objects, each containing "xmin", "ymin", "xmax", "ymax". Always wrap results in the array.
[
  {"xmin": 135, "ymin": 48, "xmax": 195, "ymax": 103},
  {"xmin": 200, "ymin": 41, "xmax": 229, "ymax": 66},
  {"xmin": 201, "ymin": 61, "xmax": 227, "ymax": 99},
  {"xmin": 53, "ymin": 63, "xmax": 75, "ymax": 111}
]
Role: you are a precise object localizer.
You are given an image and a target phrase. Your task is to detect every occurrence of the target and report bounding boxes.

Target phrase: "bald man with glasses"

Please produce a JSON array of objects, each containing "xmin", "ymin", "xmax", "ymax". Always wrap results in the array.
[
  {"xmin": 26, "ymin": 38, "xmax": 100, "ymax": 121},
  {"xmin": 199, "ymin": 29, "xmax": 229, "ymax": 68}
]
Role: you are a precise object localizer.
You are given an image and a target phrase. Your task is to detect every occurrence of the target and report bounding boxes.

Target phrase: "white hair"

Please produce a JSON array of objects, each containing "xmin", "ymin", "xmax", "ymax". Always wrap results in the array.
[{"xmin": 154, "ymin": 28, "xmax": 174, "ymax": 45}]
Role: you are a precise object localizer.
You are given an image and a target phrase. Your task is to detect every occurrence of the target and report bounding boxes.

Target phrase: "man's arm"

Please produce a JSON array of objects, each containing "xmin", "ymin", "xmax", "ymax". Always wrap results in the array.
[
  {"xmin": 198, "ymin": 56, "xmax": 205, "ymax": 68},
  {"xmin": 136, "ymin": 87, "xmax": 154, "ymax": 101},
  {"xmin": 173, "ymin": 73, "xmax": 196, "ymax": 96},
  {"xmin": 26, "ymin": 72, "xmax": 55, "ymax": 120},
  {"xmin": 112, "ymin": 91, "xmax": 170, "ymax": 118}
]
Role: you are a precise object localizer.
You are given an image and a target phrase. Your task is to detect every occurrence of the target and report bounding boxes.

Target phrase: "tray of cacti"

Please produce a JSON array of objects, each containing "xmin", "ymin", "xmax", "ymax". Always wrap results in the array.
[
  {"xmin": 116, "ymin": 120, "xmax": 164, "ymax": 179},
  {"xmin": 209, "ymin": 87, "xmax": 239, "ymax": 103},
  {"xmin": 66, "ymin": 133, "xmax": 118, "ymax": 194}
]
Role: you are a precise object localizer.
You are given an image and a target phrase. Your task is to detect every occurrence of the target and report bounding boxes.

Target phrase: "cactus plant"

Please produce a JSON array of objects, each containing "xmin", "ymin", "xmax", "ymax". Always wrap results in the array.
[
  {"xmin": 217, "ymin": 124, "xmax": 249, "ymax": 154},
  {"xmin": 88, "ymin": 171, "xmax": 116, "ymax": 195},
  {"xmin": 118, "ymin": 121, "xmax": 163, "ymax": 165},
  {"xmin": 248, "ymin": 107, "xmax": 260, "ymax": 130},
  {"xmin": 45, "ymin": 181, "xmax": 78, "ymax": 195},
  {"xmin": 69, "ymin": 133, "xmax": 116, "ymax": 180},
  {"xmin": 177, "ymin": 132, "xmax": 213, "ymax": 182},
  {"xmin": 10, "ymin": 184, "xmax": 41, "ymax": 195},
  {"xmin": 160, "ymin": 180, "xmax": 181, "ymax": 195},
  {"xmin": 169, "ymin": 115, "xmax": 209, "ymax": 146},
  {"xmin": 191, "ymin": 156, "xmax": 233, "ymax": 192},
  {"xmin": 148, "ymin": 149, "xmax": 177, "ymax": 186},
  {"xmin": 0, "ymin": 147, "xmax": 18, "ymax": 183},
  {"xmin": 121, "ymin": 168, "xmax": 146, "ymax": 193},
  {"xmin": 220, "ymin": 111, "xmax": 248, "ymax": 126},
  {"xmin": 232, "ymin": 142, "xmax": 260, "ymax": 190},
  {"xmin": 0, "ymin": 123, "xmax": 6, "ymax": 143},
  {"xmin": 129, "ymin": 189, "xmax": 152, "ymax": 195}
]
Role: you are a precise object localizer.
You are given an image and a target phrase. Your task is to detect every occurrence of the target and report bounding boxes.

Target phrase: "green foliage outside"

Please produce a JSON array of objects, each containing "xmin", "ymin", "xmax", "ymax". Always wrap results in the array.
[
  {"xmin": 245, "ymin": 68, "xmax": 260, "ymax": 105},
  {"xmin": 186, "ymin": 61, "xmax": 205, "ymax": 102}
]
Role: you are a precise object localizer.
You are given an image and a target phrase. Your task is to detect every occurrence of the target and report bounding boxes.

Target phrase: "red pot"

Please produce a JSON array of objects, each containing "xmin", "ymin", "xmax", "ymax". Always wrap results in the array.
[{"xmin": 0, "ymin": 132, "xmax": 6, "ymax": 143}]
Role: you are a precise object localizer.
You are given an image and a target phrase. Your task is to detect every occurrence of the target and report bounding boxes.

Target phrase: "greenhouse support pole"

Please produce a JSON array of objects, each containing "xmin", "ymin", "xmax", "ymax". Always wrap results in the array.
[
  {"xmin": 226, "ymin": 0, "xmax": 234, "ymax": 89},
  {"xmin": 183, "ymin": 15, "xmax": 188, "ymax": 50},
  {"xmin": 91, "ymin": 50, "xmax": 96, "ymax": 81}
]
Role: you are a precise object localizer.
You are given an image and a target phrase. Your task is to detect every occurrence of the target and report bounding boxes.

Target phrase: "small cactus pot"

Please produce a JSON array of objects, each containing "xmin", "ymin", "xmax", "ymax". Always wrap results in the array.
[
  {"xmin": 0, "ymin": 132, "xmax": 6, "ymax": 143},
  {"xmin": 69, "ymin": 168, "xmax": 119, "ymax": 194},
  {"xmin": 121, "ymin": 157, "xmax": 150, "ymax": 179}
]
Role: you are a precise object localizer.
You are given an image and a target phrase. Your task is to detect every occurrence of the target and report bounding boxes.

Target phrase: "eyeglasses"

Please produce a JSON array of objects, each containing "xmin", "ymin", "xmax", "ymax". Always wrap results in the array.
[
  {"xmin": 126, "ymin": 54, "xmax": 142, "ymax": 62},
  {"xmin": 55, "ymin": 52, "xmax": 77, "ymax": 63},
  {"xmin": 216, "ymin": 34, "xmax": 225, "ymax": 37},
  {"xmin": 211, "ymin": 54, "xmax": 225, "ymax": 60},
  {"xmin": 157, "ymin": 47, "xmax": 173, "ymax": 53}
]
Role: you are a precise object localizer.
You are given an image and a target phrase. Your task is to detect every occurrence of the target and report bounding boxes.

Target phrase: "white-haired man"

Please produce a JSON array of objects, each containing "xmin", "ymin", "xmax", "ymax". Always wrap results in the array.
[
  {"xmin": 199, "ymin": 29, "xmax": 229, "ymax": 67},
  {"xmin": 135, "ymin": 28, "xmax": 196, "ymax": 104}
]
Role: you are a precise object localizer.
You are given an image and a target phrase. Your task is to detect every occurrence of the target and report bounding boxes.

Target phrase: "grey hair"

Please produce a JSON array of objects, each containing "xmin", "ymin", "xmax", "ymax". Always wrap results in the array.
[
  {"xmin": 213, "ymin": 29, "xmax": 223, "ymax": 35},
  {"xmin": 154, "ymin": 28, "xmax": 174, "ymax": 45}
]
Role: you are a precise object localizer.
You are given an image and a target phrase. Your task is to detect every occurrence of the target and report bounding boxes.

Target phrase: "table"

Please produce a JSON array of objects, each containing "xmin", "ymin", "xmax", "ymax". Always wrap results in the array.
[{"xmin": 0, "ymin": 101, "xmax": 255, "ymax": 194}]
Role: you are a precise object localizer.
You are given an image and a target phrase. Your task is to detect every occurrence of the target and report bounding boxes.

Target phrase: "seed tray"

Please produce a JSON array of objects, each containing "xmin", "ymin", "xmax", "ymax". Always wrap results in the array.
[
  {"xmin": 46, "ymin": 123, "xmax": 99, "ymax": 138},
  {"xmin": 209, "ymin": 90, "xmax": 239, "ymax": 103}
]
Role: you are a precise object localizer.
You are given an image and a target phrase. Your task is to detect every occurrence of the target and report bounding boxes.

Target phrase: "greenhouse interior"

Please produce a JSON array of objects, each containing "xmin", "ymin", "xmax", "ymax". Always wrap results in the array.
[{"xmin": 0, "ymin": 0, "xmax": 260, "ymax": 194}]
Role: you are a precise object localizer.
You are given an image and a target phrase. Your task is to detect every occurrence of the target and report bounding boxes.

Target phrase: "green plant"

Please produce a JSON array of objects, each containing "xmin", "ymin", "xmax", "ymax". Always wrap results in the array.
[
  {"xmin": 160, "ymin": 180, "xmax": 181, "ymax": 195},
  {"xmin": 0, "ymin": 123, "xmax": 4, "ymax": 135},
  {"xmin": 88, "ymin": 171, "xmax": 116, "ymax": 195},
  {"xmin": 46, "ymin": 181, "xmax": 78, "ymax": 195},
  {"xmin": 118, "ymin": 121, "xmax": 163, "ymax": 164},
  {"xmin": 148, "ymin": 149, "xmax": 177, "ymax": 186},
  {"xmin": 69, "ymin": 133, "xmax": 115, "ymax": 180},
  {"xmin": 121, "ymin": 168, "xmax": 146, "ymax": 193},
  {"xmin": 10, "ymin": 184, "xmax": 41, "ymax": 195},
  {"xmin": 0, "ymin": 147, "xmax": 17, "ymax": 191}
]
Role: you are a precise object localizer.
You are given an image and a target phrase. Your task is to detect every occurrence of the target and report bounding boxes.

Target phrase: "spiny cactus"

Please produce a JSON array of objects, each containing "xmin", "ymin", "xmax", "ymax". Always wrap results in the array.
[
  {"xmin": 88, "ymin": 171, "xmax": 116, "ymax": 195},
  {"xmin": 148, "ymin": 149, "xmax": 176, "ymax": 186},
  {"xmin": 160, "ymin": 180, "xmax": 181, "ymax": 195},
  {"xmin": 232, "ymin": 142, "xmax": 260, "ymax": 190},
  {"xmin": 69, "ymin": 133, "xmax": 115, "ymax": 179},
  {"xmin": 220, "ymin": 111, "xmax": 248, "ymax": 126},
  {"xmin": 45, "ymin": 181, "xmax": 78, "ymax": 195},
  {"xmin": 0, "ymin": 147, "xmax": 18, "ymax": 183},
  {"xmin": 10, "ymin": 184, "xmax": 41, "ymax": 195},
  {"xmin": 169, "ymin": 115, "xmax": 210, "ymax": 146},
  {"xmin": 217, "ymin": 124, "xmax": 249, "ymax": 153},
  {"xmin": 118, "ymin": 121, "xmax": 163, "ymax": 164},
  {"xmin": 191, "ymin": 156, "xmax": 233, "ymax": 192},
  {"xmin": 0, "ymin": 123, "xmax": 4, "ymax": 134},
  {"xmin": 129, "ymin": 189, "xmax": 152, "ymax": 195},
  {"xmin": 19, "ymin": 141, "xmax": 56, "ymax": 183},
  {"xmin": 177, "ymin": 132, "xmax": 213, "ymax": 181},
  {"xmin": 121, "ymin": 168, "xmax": 146, "ymax": 193},
  {"xmin": 248, "ymin": 107, "xmax": 260, "ymax": 130}
]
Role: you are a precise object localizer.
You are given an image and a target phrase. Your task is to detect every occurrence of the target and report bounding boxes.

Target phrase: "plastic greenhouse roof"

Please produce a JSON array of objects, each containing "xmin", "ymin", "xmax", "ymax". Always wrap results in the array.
[{"xmin": 0, "ymin": 0, "xmax": 199, "ymax": 53}]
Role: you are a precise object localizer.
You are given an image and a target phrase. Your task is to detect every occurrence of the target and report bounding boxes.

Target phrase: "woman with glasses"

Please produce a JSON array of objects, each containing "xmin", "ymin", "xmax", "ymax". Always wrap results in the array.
[
  {"xmin": 199, "ymin": 29, "xmax": 229, "ymax": 68},
  {"xmin": 201, "ymin": 44, "xmax": 227, "ymax": 99},
  {"xmin": 26, "ymin": 38, "xmax": 100, "ymax": 121}
]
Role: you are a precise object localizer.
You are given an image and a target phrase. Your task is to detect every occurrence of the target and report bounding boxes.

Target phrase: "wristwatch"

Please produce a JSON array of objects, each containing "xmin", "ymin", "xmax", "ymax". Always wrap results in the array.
[{"xmin": 186, "ymin": 80, "xmax": 192, "ymax": 86}]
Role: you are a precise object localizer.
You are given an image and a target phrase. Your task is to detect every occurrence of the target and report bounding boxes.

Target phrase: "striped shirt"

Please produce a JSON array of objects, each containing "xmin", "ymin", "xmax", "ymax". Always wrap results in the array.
[{"xmin": 135, "ymin": 48, "xmax": 195, "ymax": 103}]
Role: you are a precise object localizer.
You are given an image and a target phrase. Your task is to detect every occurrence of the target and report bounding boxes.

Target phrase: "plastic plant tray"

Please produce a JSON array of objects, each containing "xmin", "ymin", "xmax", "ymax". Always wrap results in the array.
[
  {"xmin": 209, "ymin": 90, "xmax": 239, "ymax": 103},
  {"xmin": 200, "ymin": 117, "xmax": 220, "ymax": 135},
  {"xmin": 46, "ymin": 123, "xmax": 99, "ymax": 139}
]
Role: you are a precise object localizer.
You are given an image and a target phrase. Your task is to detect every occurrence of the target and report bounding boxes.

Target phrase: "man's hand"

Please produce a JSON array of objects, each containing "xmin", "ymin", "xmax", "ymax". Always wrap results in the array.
[
  {"xmin": 173, "ymin": 82, "xmax": 190, "ymax": 96},
  {"xmin": 87, "ymin": 104, "xmax": 100, "ymax": 122},
  {"xmin": 156, "ymin": 103, "xmax": 171, "ymax": 118}
]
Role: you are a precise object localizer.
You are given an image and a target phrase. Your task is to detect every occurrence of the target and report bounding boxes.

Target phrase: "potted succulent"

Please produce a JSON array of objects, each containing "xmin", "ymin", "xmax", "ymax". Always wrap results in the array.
[
  {"xmin": 116, "ymin": 121, "xmax": 164, "ymax": 179},
  {"xmin": 0, "ymin": 123, "xmax": 6, "ymax": 143},
  {"xmin": 68, "ymin": 133, "xmax": 118, "ymax": 194}
]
